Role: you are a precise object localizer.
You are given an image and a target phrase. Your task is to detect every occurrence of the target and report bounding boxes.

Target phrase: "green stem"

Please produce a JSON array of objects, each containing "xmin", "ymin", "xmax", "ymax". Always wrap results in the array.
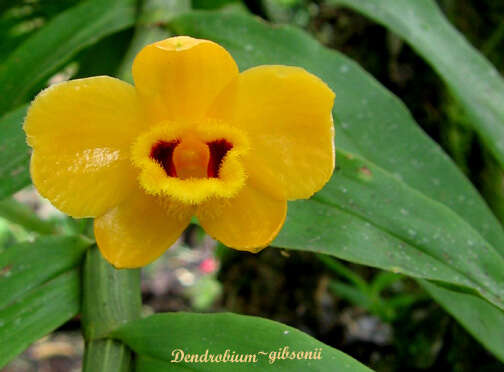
[
  {"xmin": 317, "ymin": 254, "xmax": 368, "ymax": 292},
  {"xmin": 81, "ymin": 245, "xmax": 141, "ymax": 372},
  {"xmin": 83, "ymin": 339, "xmax": 133, "ymax": 372},
  {"xmin": 482, "ymin": 21, "xmax": 504, "ymax": 57}
]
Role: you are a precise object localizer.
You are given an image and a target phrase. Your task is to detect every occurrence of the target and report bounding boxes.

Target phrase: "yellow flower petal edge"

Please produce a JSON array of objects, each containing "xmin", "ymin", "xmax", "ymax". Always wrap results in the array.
[
  {"xmin": 24, "ymin": 76, "xmax": 144, "ymax": 218},
  {"xmin": 94, "ymin": 188, "xmax": 194, "ymax": 268},
  {"xmin": 23, "ymin": 36, "xmax": 335, "ymax": 268},
  {"xmin": 209, "ymin": 65, "xmax": 335, "ymax": 200},
  {"xmin": 132, "ymin": 36, "xmax": 239, "ymax": 123},
  {"xmin": 197, "ymin": 183, "xmax": 287, "ymax": 252}
]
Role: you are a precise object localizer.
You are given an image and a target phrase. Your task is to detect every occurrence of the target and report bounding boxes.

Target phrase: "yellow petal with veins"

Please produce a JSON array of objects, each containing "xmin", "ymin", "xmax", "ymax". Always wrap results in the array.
[
  {"xmin": 132, "ymin": 36, "xmax": 239, "ymax": 123},
  {"xmin": 94, "ymin": 188, "xmax": 194, "ymax": 269},
  {"xmin": 30, "ymin": 149, "xmax": 138, "ymax": 218},
  {"xmin": 197, "ymin": 183, "xmax": 287, "ymax": 252},
  {"xmin": 24, "ymin": 76, "xmax": 145, "ymax": 217},
  {"xmin": 209, "ymin": 65, "xmax": 335, "ymax": 201}
]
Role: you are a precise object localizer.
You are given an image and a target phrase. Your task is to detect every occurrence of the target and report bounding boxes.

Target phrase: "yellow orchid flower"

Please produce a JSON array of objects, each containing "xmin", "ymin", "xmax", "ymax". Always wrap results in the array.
[{"xmin": 23, "ymin": 36, "xmax": 335, "ymax": 268}]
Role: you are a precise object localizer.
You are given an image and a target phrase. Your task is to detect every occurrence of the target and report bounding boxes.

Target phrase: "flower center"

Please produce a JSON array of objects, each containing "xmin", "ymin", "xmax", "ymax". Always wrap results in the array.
[
  {"xmin": 132, "ymin": 120, "xmax": 249, "ymax": 204},
  {"xmin": 173, "ymin": 134, "xmax": 209, "ymax": 179},
  {"xmin": 150, "ymin": 134, "xmax": 233, "ymax": 179}
]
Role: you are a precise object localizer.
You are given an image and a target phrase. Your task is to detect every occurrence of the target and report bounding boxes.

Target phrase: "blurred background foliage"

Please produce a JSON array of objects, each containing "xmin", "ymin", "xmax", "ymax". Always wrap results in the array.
[{"xmin": 1, "ymin": 0, "xmax": 504, "ymax": 371}]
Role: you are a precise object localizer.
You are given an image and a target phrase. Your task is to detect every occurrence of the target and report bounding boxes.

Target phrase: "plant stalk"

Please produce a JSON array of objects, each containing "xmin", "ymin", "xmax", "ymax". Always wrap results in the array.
[{"xmin": 81, "ymin": 245, "xmax": 141, "ymax": 372}]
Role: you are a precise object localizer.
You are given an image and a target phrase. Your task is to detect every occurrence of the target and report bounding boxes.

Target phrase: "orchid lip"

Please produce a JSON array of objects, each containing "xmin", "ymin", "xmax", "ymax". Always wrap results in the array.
[
  {"xmin": 150, "ymin": 138, "xmax": 233, "ymax": 179},
  {"xmin": 131, "ymin": 120, "xmax": 249, "ymax": 204}
]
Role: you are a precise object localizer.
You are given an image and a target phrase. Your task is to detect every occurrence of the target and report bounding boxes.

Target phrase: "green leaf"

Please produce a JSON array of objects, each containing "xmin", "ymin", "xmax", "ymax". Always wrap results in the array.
[
  {"xmin": 0, "ymin": 268, "xmax": 81, "ymax": 368},
  {"xmin": 317, "ymin": 254, "xmax": 368, "ymax": 291},
  {"xmin": 112, "ymin": 312, "xmax": 373, "ymax": 371},
  {"xmin": 369, "ymin": 272, "xmax": 401, "ymax": 296},
  {"xmin": 420, "ymin": 280, "xmax": 504, "ymax": 362},
  {"xmin": 0, "ymin": 197, "xmax": 56, "ymax": 235},
  {"xmin": 0, "ymin": 0, "xmax": 81, "ymax": 62},
  {"xmin": 0, "ymin": 0, "xmax": 136, "ymax": 114},
  {"xmin": 74, "ymin": 29, "xmax": 135, "ymax": 80},
  {"xmin": 169, "ymin": 11, "xmax": 504, "ymax": 360},
  {"xmin": 138, "ymin": 0, "xmax": 191, "ymax": 25},
  {"xmin": 278, "ymin": 150, "xmax": 504, "ymax": 311},
  {"xmin": 327, "ymin": 0, "xmax": 504, "ymax": 168},
  {"xmin": 0, "ymin": 104, "xmax": 30, "ymax": 200},
  {"xmin": 192, "ymin": 0, "xmax": 243, "ymax": 11},
  {"xmin": 0, "ymin": 235, "xmax": 91, "ymax": 366},
  {"xmin": 329, "ymin": 281, "xmax": 371, "ymax": 309},
  {"xmin": 0, "ymin": 235, "xmax": 92, "ymax": 309}
]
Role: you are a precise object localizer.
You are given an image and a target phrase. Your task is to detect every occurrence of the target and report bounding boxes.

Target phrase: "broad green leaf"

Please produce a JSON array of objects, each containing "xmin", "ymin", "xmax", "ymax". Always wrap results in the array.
[
  {"xmin": 0, "ymin": 235, "xmax": 92, "ymax": 309},
  {"xmin": 170, "ymin": 11, "xmax": 504, "ymax": 360},
  {"xmin": 420, "ymin": 280, "xmax": 504, "ymax": 362},
  {"xmin": 112, "ymin": 313, "xmax": 373, "ymax": 371},
  {"xmin": 276, "ymin": 151, "xmax": 504, "ymax": 310},
  {"xmin": 0, "ymin": 269, "xmax": 81, "ymax": 368},
  {"xmin": 0, "ymin": 104, "xmax": 30, "ymax": 200},
  {"xmin": 0, "ymin": 0, "xmax": 81, "ymax": 62},
  {"xmin": 328, "ymin": 0, "xmax": 504, "ymax": 168},
  {"xmin": 0, "ymin": 0, "xmax": 136, "ymax": 114}
]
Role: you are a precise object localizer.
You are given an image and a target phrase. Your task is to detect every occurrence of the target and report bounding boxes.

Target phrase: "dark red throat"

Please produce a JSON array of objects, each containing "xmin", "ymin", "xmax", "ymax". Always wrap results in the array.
[
  {"xmin": 150, "ymin": 140, "xmax": 179, "ymax": 177},
  {"xmin": 206, "ymin": 139, "xmax": 233, "ymax": 178},
  {"xmin": 150, "ymin": 139, "xmax": 233, "ymax": 178}
]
